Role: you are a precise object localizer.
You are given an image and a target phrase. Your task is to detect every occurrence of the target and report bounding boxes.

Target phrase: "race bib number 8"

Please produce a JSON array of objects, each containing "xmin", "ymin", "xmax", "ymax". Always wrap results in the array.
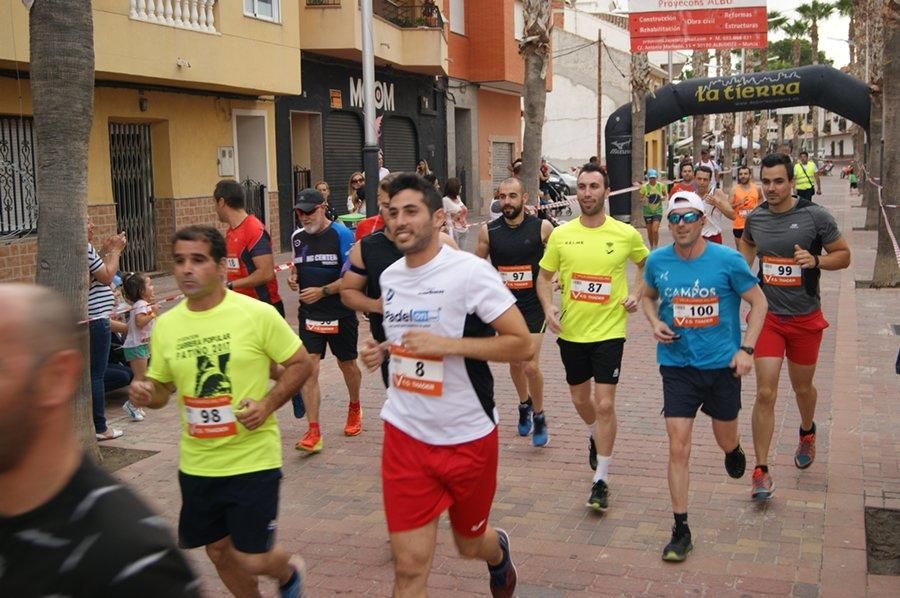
[
  {"xmin": 570, "ymin": 274, "xmax": 612, "ymax": 303},
  {"xmin": 390, "ymin": 345, "xmax": 444, "ymax": 397},
  {"xmin": 762, "ymin": 256, "xmax": 802, "ymax": 286},
  {"xmin": 498, "ymin": 265, "xmax": 533, "ymax": 289},
  {"xmin": 305, "ymin": 319, "xmax": 339, "ymax": 334},
  {"xmin": 183, "ymin": 395, "xmax": 237, "ymax": 439},
  {"xmin": 672, "ymin": 297, "xmax": 719, "ymax": 328}
]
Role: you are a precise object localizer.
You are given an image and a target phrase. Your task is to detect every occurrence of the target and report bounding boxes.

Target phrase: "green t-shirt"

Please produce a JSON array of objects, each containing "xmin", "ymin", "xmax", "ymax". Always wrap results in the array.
[
  {"xmin": 147, "ymin": 291, "xmax": 302, "ymax": 477},
  {"xmin": 539, "ymin": 217, "xmax": 649, "ymax": 343},
  {"xmin": 849, "ymin": 173, "xmax": 858, "ymax": 184},
  {"xmin": 641, "ymin": 182, "xmax": 666, "ymax": 216}
]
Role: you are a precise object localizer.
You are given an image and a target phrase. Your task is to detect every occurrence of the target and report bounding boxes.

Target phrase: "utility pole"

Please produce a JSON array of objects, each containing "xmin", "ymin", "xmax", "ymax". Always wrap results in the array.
[
  {"xmin": 597, "ymin": 28, "xmax": 603, "ymax": 161},
  {"xmin": 666, "ymin": 50, "xmax": 674, "ymax": 181},
  {"xmin": 360, "ymin": 0, "xmax": 379, "ymax": 214}
]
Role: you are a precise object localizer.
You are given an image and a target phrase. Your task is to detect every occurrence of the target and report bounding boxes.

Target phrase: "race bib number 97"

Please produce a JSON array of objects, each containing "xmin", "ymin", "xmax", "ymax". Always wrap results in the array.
[
  {"xmin": 390, "ymin": 345, "xmax": 444, "ymax": 397},
  {"xmin": 498, "ymin": 265, "xmax": 533, "ymax": 289},
  {"xmin": 570, "ymin": 274, "xmax": 612, "ymax": 303},
  {"xmin": 183, "ymin": 395, "xmax": 237, "ymax": 439},
  {"xmin": 672, "ymin": 297, "xmax": 719, "ymax": 328},
  {"xmin": 762, "ymin": 256, "xmax": 802, "ymax": 286}
]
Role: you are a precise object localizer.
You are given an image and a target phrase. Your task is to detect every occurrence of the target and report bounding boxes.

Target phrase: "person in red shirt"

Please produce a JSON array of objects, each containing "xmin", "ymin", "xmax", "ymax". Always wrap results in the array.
[
  {"xmin": 669, "ymin": 162, "xmax": 697, "ymax": 196},
  {"xmin": 214, "ymin": 180, "xmax": 283, "ymax": 311},
  {"xmin": 354, "ymin": 176, "xmax": 392, "ymax": 240}
]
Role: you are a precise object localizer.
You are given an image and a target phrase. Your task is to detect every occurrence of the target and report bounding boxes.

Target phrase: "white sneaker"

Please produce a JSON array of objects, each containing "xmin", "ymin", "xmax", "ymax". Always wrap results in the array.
[{"xmin": 122, "ymin": 401, "xmax": 145, "ymax": 422}]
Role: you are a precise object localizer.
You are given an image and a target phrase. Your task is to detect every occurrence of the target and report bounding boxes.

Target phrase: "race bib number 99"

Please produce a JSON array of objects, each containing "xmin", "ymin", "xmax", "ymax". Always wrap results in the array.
[
  {"xmin": 183, "ymin": 395, "xmax": 237, "ymax": 439},
  {"xmin": 672, "ymin": 297, "xmax": 719, "ymax": 328},
  {"xmin": 570, "ymin": 274, "xmax": 612, "ymax": 303},
  {"xmin": 498, "ymin": 265, "xmax": 533, "ymax": 289},
  {"xmin": 761, "ymin": 256, "xmax": 802, "ymax": 286},
  {"xmin": 390, "ymin": 345, "xmax": 444, "ymax": 397}
]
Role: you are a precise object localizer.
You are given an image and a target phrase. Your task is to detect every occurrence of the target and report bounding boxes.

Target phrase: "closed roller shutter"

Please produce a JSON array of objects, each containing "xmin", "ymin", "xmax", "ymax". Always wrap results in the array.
[
  {"xmin": 381, "ymin": 116, "xmax": 417, "ymax": 175},
  {"xmin": 491, "ymin": 141, "xmax": 513, "ymax": 192},
  {"xmin": 324, "ymin": 111, "xmax": 363, "ymax": 216}
]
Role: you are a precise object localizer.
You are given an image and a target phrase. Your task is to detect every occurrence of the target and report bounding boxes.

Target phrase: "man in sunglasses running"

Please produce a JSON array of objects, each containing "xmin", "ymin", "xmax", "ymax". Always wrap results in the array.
[{"xmin": 642, "ymin": 191, "xmax": 767, "ymax": 562}]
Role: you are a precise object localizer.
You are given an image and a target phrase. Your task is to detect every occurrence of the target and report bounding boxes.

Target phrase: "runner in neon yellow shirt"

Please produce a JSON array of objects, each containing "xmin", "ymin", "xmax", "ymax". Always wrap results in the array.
[
  {"xmin": 537, "ymin": 162, "xmax": 649, "ymax": 513},
  {"xmin": 130, "ymin": 225, "xmax": 313, "ymax": 598}
]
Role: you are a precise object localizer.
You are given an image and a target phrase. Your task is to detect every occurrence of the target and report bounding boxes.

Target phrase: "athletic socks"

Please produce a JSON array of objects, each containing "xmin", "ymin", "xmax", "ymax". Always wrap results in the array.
[
  {"xmin": 756, "ymin": 464, "xmax": 769, "ymax": 473},
  {"xmin": 674, "ymin": 512, "xmax": 689, "ymax": 536},
  {"xmin": 800, "ymin": 422, "xmax": 816, "ymax": 437},
  {"xmin": 593, "ymin": 455, "xmax": 611, "ymax": 483}
]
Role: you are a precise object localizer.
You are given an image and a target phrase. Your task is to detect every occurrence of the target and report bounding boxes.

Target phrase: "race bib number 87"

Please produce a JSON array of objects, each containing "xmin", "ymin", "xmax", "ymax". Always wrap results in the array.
[
  {"xmin": 183, "ymin": 396, "xmax": 237, "ymax": 439},
  {"xmin": 570, "ymin": 274, "xmax": 612, "ymax": 303}
]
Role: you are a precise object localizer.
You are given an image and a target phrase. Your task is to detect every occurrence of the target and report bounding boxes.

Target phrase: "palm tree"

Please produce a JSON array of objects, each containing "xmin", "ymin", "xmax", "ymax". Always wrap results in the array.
[
  {"xmin": 864, "ymin": 0, "xmax": 886, "ymax": 230},
  {"xmin": 691, "ymin": 51, "xmax": 709, "ymax": 164},
  {"xmin": 781, "ymin": 19, "xmax": 808, "ymax": 147},
  {"xmin": 630, "ymin": 51, "xmax": 650, "ymax": 224},
  {"xmin": 797, "ymin": 2, "xmax": 835, "ymax": 159},
  {"xmin": 29, "ymin": 0, "xmax": 99, "ymax": 456},
  {"xmin": 518, "ymin": 0, "xmax": 553, "ymax": 207},
  {"xmin": 717, "ymin": 49, "xmax": 735, "ymax": 187},
  {"xmin": 872, "ymin": 0, "xmax": 898, "ymax": 286}
]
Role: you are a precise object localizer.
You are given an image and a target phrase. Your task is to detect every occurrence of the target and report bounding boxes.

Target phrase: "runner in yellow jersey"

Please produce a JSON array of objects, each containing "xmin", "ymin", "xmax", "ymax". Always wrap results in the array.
[
  {"xmin": 536, "ymin": 162, "xmax": 649, "ymax": 513},
  {"xmin": 129, "ymin": 225, "xmax": 313, "ymax": 598}
]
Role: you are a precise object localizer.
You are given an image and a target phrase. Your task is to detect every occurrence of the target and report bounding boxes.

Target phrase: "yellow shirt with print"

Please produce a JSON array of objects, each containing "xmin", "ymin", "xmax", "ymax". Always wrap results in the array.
[
  {"xmin": 147, "ymin": 291, "xmax": 301, "ymax": 477},
  {"xmin": 539, "ymin": 217, "xmax": 649, "ymax": 343},
  {"xmin": 794, "ymin": 161, "xmax": 817, "ymax": 190}
]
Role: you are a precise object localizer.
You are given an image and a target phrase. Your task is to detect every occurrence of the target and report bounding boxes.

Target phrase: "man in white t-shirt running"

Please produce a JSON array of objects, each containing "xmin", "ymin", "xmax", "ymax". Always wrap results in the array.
[{"xmin": 360, "ymin": 173, "xmax": 532, "ymax": 598}]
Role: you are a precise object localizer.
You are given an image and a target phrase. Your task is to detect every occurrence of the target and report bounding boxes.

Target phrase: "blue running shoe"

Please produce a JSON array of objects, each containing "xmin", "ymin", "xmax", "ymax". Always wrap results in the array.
[
  {"xmin": 517, "ymin": 401, "xmax": 533, "ymax": 436},
  {"xmin": 532, "ymin": 412, "xmax": 549, "ymax": 447},
  {"xmin": 488, "ymin": 529, "xmax": 517, "ymax": 598},
  {"xmin": 292, "ymin": 393, "xmax": 306, "ymax": 419},
  {"xmin": 279, "ymin": 556, "xmax": 306, "ymax": 598}
]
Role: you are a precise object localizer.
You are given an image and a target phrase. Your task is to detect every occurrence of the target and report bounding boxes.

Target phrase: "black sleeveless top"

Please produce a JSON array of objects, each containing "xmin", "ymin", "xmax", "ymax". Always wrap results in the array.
[
  {"xmin": 360, "ymin": 230, "xmax": 403, "ymax": 342},
  {"xmin": 487, "ymin": 215, "xmax": 543, "ymax": 307}
]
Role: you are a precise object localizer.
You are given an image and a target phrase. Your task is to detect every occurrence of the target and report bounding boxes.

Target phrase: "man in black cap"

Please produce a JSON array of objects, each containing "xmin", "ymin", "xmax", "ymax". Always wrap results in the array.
[{"xmin": 288, "ymin": 189, "xmax": 362, "ymax": 453}]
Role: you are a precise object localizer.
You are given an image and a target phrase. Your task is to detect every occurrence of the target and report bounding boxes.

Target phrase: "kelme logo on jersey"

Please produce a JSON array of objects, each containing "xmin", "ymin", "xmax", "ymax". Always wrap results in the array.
[{"xmin": 383, "ymin": 308, "xmax": 441, "ymax": 324}]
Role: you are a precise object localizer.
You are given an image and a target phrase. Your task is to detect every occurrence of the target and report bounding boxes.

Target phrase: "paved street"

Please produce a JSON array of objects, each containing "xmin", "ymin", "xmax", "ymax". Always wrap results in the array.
[{"xmin": 103, "ymin": 175, "xmax": 899, "ymax": 597}]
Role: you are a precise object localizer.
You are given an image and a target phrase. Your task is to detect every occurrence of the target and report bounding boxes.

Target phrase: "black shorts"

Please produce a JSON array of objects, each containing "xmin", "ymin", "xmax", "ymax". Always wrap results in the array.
[
  {"xmin": 557, "ymin": 338, "xmax": 625, "ymax": 385},
  {"xmin": 732, "ymin": 228, "xmax": 744, "ymax": 239},
  {"xmin": 178, "ymin": 468, "xmax": 281, "ymax": 554},
  {"xmin": 796, "ymin": 188, "xmax": 815, "ymax": 201},
  {"xmin": 518, "ymin": 301, "xmax": 546, "ymax": 334},
  {"xmin": 660, "ymin": 366, "xmax": 741, "ymax": 421},
  {"xmin": 298, "ymin": 315, "xmax": 359, "ymax": 361},
  {"xmin": 850, "ymin": 182, "xmax": 858, "ymax": 189}
]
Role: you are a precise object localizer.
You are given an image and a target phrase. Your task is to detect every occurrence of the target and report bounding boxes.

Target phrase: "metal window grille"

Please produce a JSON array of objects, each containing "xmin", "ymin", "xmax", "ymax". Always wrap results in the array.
[
  {"xmin": 109, "ymin": 123, "xmax": 156, "ymax": 273},
  {"xmin": 0, "ymin": 116, "xmax": 37, "ymax": 237},
  {"xmin": 242, "ymin": 178, "xmax": 267, "ymax": 225}
]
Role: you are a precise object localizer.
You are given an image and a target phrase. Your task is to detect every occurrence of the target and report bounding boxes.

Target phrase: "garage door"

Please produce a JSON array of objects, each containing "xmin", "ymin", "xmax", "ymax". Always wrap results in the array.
[
  {"xmin": 324, "ymin": 111, "xmax": 363, "ymax": 216},
  {"xmin": 491, "ymin": 141, "xmax": 514, "ymax": 192},
  {"xmin": 381, "ymin": 116, "xmax": 418, "ymax": 174}
]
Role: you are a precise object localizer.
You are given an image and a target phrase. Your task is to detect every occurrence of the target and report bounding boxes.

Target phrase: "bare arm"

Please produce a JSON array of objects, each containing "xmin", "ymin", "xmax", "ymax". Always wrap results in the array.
[
  {"xmin": 92, "ymin": 233, "xmax": 126, "ymax": 285},
  {"xmin": 129, "ymin": 377, "xmax": 176, "ymax": 410},
  {"xmin": 540, "ymin": 220, "xmax": 554, "ymax": 245},
  {"xmin": 536, "ymin": 267, "xmax": 560, "ymax": 334},
  {"xmin": 738, "ymin": 237, "xmax": 757, "ymax": 268},
  {"xmin": 439, "ymin": 232, "xmax": 460, "ymax": 250},
  {"xmin": 711, "ymin": 189, "xmax": 735, "ymax": 219},
  {"xmin": 474, "ymin": 224, "xmax": 490, "ymax": 259},
  {"xmin": 730, "ymin": 284, "xmax": 767, "ymax": 376},
  {"xmin": 340, "ymin": 243, "xmax": 382, "ymax": 314},
  {"xmin": 793, "ymin": 236, "xmax": 851, "ymax": 271},
  {"xmin": 641, "ymin": 287, "xmax": 677, "ymax": 343},
  {"xmin": 232, "ymin": 253, "xmax": 275, "ymax": 289},
  {"xmin": 622, "ymin": 258, "xmax": 646, "ymax": 312}
]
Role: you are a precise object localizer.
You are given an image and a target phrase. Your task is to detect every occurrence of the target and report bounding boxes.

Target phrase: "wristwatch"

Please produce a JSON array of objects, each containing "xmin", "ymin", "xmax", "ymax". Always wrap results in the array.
[
  {"xmin": 321, "ymin": 285, "xmax": 331, "ymax": 297},
  {"xmin": 739, "ymin": 345, "xmax": 755, "ymax": 355},
  {"xmin": 226, "ymin": 281, "xmax": 234, "ymax": 290}
]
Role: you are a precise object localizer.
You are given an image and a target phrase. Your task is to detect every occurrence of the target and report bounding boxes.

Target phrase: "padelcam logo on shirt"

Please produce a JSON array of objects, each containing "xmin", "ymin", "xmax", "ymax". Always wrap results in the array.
[{"xmin": 383, "ymin": 307, "xmax": 442, "ymax": 324}]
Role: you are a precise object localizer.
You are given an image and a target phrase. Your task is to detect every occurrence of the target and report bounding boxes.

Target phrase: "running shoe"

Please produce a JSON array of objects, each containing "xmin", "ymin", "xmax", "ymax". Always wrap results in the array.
[
  {"xmin": 344, "ymin": 403, "xmax": 362, "ymax": 436},
  {"xmin": 588, "ymin": 435, "xmax": 598, "ymax": 471},
  {"xmin": 279, "ymin": 555, "xmax": 307, "ymax": 598},
  {"xmin": 488, "ymin": 528, "xmax": 517, "ymax": 598},
  {"xmin": 122, "ymin": 401, "xmax": 144, "ymax": 422},
  {"xmin": 295, "ymin": 428, "xmax": 323, "ymax": 453},
  {"xmin": 751, "ymin": 467, "xmax": 774, "ymax": 501},
  {"xmin": 794, "ymin": 431, "xmax": 816, "ymax": 469},
  {"xmin": 291, "ymin": 393, "xmax": 306, "ymax": 419},
  {"xmin": 725, "ymin": 445, "xmax": 747, "ymax": 479},
  {"xmin": 586, "ymin": 479, "xmax": 609, "ymax": 512},
  {"xmin": 517, "ymin": 401, "xmax": 533, "ymax": 436},
  {"xmin": 661, "ymin": 526, "xmax": 693, "ymax": 562},
  {"xmin": 532, "ymin": 412, "xmax": 549, "ymax": 447}
]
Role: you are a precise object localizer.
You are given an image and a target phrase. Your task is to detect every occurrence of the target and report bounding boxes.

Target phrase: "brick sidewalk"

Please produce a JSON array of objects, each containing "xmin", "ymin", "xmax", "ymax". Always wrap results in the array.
[{"xmin": 104, "ymin": 177, "xmax": 900, "ymax": 596}]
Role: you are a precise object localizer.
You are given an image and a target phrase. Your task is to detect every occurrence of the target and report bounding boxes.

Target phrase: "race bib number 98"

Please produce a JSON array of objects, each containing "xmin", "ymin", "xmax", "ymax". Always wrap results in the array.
[
  {"xmin": 570, "ymin": 274, "xmax": 612, "ymax": 303},
  {"xmin": 762, "ymin": 256, "xmax": 802, "ymax": 286},
  {"xmin": 183, "ymin": 395, "xmax": 237, "ymax": 439},
  {"xmin": 672, "ymin": 297, "xmax": 719, "ymax": 328},
  {"xmin": 390, "ymin": 345, "xmax": 444, "ymax": 397}
]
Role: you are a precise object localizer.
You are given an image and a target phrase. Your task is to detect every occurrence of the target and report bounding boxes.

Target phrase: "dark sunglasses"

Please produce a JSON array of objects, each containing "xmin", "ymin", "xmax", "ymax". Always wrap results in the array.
[
  {"xmin": 667, "ymin": 211, "xmax": 702, "ymax": 224},
  {"xmin": 352, "ymin": 177, "xmax": 364, "ymax": 183},
  {"xmin": 295, "ymin": 206, "xmax": 320, "ymax": 216}
]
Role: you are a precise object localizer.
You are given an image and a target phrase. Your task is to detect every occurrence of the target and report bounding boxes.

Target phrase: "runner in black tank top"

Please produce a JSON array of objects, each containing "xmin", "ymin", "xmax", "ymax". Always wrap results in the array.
[
  {"xmin": 475, "ymin": 176, "xmax": 554, "ymax": 447},
  {"xmin": 361, "ymin": 231, "xmax": 402, "ymax": 343}
]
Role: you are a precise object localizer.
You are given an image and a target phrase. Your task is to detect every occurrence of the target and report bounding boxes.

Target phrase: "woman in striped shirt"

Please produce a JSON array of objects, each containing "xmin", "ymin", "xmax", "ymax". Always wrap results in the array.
[{"xmin": 87, "ymin": 221, "xmax": 126, "ymax": 441}]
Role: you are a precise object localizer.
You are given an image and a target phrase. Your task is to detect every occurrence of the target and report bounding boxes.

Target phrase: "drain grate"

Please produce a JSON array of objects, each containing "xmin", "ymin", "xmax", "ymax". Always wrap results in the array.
[{"xmin": 865, "ymin": 507, "xmax": 900, "ymax": 575}]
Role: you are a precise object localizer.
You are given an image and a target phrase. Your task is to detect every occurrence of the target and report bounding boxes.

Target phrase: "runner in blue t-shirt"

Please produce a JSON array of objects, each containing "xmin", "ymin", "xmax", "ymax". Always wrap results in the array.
[{"xmin": 641, "ymin": 191, "xmax": 768, "ymax": 563}]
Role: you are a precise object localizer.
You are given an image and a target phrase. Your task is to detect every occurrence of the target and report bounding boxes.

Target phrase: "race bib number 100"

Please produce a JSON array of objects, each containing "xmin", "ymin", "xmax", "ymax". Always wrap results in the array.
[
  {"xmin": 183, "ymin": 395, "xmax": 237, "ymax": 439},
  {"xmin": 570, "ymin": 273, "xmax": 612, "ymax": 303},
  {"xmin": 761, "ymin": 256, "xmax": 802, "ymax": 286},
  {"xmin": 672, "ymin": 297, "xmax": 719, "ymax": 328},
  {"xmin": 390, "ymin": 345, "xmax": 444, "ymax": 397}
]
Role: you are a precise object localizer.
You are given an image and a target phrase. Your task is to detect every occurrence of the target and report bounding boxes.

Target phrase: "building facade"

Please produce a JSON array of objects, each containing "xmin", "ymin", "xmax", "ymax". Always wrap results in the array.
[{"xmin": 1, "ymin": 0, "xmax": 301, "ymax": 280}]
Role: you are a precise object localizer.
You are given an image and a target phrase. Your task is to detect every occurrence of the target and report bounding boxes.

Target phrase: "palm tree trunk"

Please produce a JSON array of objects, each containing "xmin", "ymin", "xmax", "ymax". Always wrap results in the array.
[
  {"xmin": 719, "ymin": 50, "xmax": 734, "ymax": 188},
  {"xmin": 692, "ymin": 51, "xmax": 708, "ymax": 163},
  {"xmin": 30, "ymin": 0, "xmax": 99, "ymax": 457},
  {"xmin": 871, "ymin": 0, "xmax": 898, "ymax": 286},
  {"xmin": 852, "ymin": 0, "xmax": 867, "ymax": 202},
  {"xmin": 518, "ymin": 1, "xmax": 552, "ymax": 207},
  {"xmin": 630, "ymin": 52, "xmax": 649, "ymax": 224},
  {"xmin": 810, "ymin": 22, "xmax": 820, "ymax": 161},
  {"xmin": 865, "ymin": 0, "xmax": 885, "ymax": 230}
]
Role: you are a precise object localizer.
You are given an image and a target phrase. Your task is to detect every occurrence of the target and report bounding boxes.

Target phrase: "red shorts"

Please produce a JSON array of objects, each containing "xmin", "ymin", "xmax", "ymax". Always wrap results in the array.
[
  {"xmin": 382, "ymin": 422, "xmax": 498, "ymax": 537},
  {"xmin": 755, "ymin": 309, "xmax": 829, "ymax": 366},
  {"xmin": 703, "ymin": 233, "xmax": 723, "ymax": 244}
]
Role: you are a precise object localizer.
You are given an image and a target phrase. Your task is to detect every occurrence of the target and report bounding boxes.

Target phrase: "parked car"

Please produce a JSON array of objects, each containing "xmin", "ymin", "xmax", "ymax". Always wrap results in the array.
[{"xmin": 546, "ymin": 161, "xmax": 577, "ymax": 195}]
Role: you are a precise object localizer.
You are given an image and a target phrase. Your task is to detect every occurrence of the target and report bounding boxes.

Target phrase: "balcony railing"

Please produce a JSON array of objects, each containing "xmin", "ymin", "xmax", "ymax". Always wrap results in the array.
[
  {"xmin": 306, "ymin": 0, "xmax": 341, "ymax": 5},
  {"xmin": 375, "ymin": 1, "xmax": 443, "ymax": 29},
  {"xmin": 129, "ymin": 0, "xmax": 219, "ymax": 34}
]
